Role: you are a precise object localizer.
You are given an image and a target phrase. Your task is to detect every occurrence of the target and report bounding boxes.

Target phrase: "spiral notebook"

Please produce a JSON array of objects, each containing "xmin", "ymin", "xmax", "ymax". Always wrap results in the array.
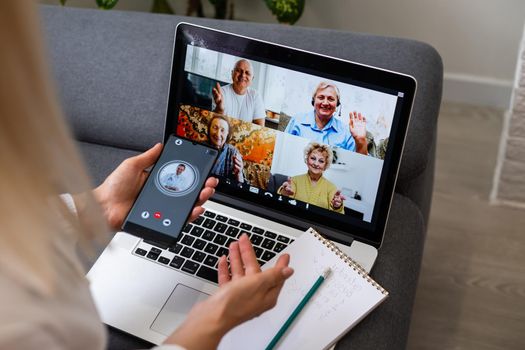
[{"xmin": 218, "ymin": 228, "xmax": 388, "ymax": 350}]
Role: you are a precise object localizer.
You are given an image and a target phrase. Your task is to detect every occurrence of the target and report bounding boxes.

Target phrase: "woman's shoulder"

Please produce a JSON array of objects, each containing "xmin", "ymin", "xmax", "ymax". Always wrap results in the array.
[{"xmin": 0, "ymin": 270, "xmax": 105, "ymax": 349}]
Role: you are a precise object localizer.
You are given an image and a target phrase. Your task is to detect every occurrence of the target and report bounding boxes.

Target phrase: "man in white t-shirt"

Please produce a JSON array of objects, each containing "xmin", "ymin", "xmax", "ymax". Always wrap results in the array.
[{"xmin": 212, "ymin": 59, "xmax": 266, "ymax": 126}]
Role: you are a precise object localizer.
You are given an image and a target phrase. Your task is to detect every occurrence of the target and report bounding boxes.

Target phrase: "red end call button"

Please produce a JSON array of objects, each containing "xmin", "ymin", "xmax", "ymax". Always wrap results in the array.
[{"xmin": 154, "ymin": 212, "xmax": 162, "ymax": 219}]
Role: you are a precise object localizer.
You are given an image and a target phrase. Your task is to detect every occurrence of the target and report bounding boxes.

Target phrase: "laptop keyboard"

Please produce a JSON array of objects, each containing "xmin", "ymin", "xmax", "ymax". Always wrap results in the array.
[{"xmin": 132, "ymin": 209, "xmax": 294, "ymax": 284}]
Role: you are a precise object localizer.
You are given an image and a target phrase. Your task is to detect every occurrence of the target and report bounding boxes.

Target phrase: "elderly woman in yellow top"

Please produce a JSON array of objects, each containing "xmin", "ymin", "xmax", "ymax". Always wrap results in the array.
[{"xmin": 278, "ymin": 142, "xmax": 346, "ymax": 213}]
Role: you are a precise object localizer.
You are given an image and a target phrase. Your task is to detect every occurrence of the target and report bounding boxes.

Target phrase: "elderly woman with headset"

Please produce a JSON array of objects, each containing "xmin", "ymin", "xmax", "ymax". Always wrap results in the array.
[
  {"xmin": 278, "ymin": 142, "xmax": 346, "ymax": 213},
  {"xmin": 284, "ymin": 81, "xmax": 369, "ymax": 155}
]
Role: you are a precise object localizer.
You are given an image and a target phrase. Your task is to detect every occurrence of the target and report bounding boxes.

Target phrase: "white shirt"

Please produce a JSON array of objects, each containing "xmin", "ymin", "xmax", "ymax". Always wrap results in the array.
[
  {"xmin": 212, "ymin": 84, "xmax": 266, "ymax": 122},
  {"xmin": 162, "ymin": 172, "xmax": 189, "ymax": 191},
  {"xmin": 0, "ymin": 194, "xmax": 185, "ymax": 350}
]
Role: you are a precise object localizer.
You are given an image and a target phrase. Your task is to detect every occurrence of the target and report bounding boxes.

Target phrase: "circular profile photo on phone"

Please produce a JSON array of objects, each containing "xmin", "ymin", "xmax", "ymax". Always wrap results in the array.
[{"xmin": 155, "ymin": 161, "xmax": 199, "ymax": 197}]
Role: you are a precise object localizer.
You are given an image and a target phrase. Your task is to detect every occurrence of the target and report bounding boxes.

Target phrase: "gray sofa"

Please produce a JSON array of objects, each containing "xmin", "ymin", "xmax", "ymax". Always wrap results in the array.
[{"xmin": 40, "ymin": 5, "xmax": 442, "ymax": 349}]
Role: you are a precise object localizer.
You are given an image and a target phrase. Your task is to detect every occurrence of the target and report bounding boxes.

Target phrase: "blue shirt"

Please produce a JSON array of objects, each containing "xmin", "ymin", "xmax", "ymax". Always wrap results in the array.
[{"xmin": 284, "ymin": 110, "xmax": 356, "ymax": 151}]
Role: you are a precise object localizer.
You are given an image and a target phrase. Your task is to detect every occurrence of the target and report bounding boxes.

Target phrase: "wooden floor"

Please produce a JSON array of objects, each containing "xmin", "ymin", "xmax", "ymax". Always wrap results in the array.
[{"xmin": 406, "ymin": 102, "xmax": 525, "ymax": 349}]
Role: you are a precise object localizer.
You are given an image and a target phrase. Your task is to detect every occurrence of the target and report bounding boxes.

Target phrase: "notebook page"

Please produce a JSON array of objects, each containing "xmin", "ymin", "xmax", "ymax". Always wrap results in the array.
[{"xmin": 218, "ymin": 229, "xmax": 388, "ymax": 350}]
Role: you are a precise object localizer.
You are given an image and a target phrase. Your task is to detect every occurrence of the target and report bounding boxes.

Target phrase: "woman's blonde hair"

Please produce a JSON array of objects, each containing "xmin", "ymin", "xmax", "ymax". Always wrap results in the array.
[
  {"xmin": 303, "ymin": 142, "xmax": 333, "ymax": 170},
  {"xmin": 0, "ymin": 1, "xmax": 107, "ymax": 294}
]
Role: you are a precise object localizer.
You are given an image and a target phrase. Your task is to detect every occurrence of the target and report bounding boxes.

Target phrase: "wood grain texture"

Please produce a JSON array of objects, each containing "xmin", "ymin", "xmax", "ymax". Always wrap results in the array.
[{"xmin": 406, "ymin": 102, "xmax": 525, "ymax": 350}]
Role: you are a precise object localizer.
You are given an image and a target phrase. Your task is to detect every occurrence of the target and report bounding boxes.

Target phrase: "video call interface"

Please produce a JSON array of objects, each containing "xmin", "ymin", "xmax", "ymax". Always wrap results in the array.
[
  {"xmin": 174, "ymin": 44, "xmax": 403, "ymax": 224},
  {"xmin": 125, "ymin": 136, "xmax": 218, "ymax": 240}
]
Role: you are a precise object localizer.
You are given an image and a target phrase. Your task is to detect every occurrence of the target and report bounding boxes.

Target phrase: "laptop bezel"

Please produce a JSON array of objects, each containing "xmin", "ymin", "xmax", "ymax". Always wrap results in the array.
[{"xmin": 163, "ymin": 22, "xmax": 416, "ymax": 249}]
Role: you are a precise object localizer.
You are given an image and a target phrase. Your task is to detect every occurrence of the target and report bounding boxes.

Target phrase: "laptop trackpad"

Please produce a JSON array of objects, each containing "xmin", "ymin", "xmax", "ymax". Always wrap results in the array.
[{"xmin": 151, "ymin": 284, "xmax": 210, "ymax": 336}]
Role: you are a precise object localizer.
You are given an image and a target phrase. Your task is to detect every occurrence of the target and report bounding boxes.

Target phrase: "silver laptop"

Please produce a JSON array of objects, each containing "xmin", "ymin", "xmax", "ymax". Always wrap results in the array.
[{"xmin": 87, "ymin": 23, "xmax": 416, "ymax": 345}]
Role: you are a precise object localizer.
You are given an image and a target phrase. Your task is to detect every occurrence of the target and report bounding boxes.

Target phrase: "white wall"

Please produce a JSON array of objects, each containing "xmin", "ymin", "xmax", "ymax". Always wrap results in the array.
[
  {"xmin": 491, "ymin": 23, "xmax": 525, "ymax": 208},
  {"xmin": 41, "ymin": 0, "xmax": 525, "ymax": 108}
]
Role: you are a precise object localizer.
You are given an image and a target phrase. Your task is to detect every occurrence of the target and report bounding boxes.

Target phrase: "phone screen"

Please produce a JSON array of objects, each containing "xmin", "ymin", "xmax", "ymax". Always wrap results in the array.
[{"xmin": 123, "ymin": 135, "xmax": 218, "ymax": 244}]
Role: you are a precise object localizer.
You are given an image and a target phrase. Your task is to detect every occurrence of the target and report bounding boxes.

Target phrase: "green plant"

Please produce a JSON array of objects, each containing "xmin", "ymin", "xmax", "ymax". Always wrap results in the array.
[
  {"xmin": 96, "ymin": 0, "xmax": 119, "ymax": 10},
  {"xmin": 151, "ymin": 0, "xmax": 175, "ymax": 14},
  {"xmin": 59, "ymin": 0, "xmax": 305, "ymax": 24},
  {"xmin": 264, "ymin": 0, "xmax": 304, "ymax": 24}
]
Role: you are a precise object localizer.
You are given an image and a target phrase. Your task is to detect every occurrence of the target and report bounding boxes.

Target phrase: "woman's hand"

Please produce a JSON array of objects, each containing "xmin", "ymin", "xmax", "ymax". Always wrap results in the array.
[
  {"xmin": 331, "ymin": 190, "xmax": 346, "ymax": 210},
  {"xmin": 165, "ymin": 234, "xmax": 293, "ymax": 350},
  {"xmin": 232, "ymin": 153, "xmax": 244, "ymax": 182},
  {"xmin": 215, "ymin": 234, "xmax": 293, "ymax": 328},
  {"xmin": 92, "ymin": 143, "xmax": 218, "ymax": 231},
  {"xmin": 280, "ymin": 177, "xmax": 295, "ymax": 197}
]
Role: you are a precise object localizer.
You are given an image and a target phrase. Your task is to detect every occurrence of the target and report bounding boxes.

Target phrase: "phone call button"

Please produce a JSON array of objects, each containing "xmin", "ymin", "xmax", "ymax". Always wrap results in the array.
[
  {"xmin": 141, "ymin": 211, "xmax": 150, "ymax": 219},
  {"xmin": 162, "ymin": 219, "xmax": 171, "ymax": 227},
  {"xmin": 154, "ymin": 212, "xmax": 162, "ymax": 219}
]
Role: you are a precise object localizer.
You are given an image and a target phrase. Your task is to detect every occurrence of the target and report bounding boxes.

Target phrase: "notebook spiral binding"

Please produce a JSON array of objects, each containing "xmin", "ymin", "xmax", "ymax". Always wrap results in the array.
[{"xmin": 308, "ymin": 228, "xmax": 388, "ymax": 296}]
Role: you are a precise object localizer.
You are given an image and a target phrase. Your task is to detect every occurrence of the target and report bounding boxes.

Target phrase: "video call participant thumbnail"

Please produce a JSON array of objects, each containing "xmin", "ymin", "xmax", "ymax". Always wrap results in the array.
[
  {"xmin": 278, "ymin": 142, "xmax": 346, "ymax": 213},
  {"xmin": 159, "ymin": 163, "xmax": 192, "ymax": 192},
  {"xmin": 212, "ymin": 59, "xmax": 266, "ymax": 126},
  {"xmin": 207, "ymin": 115, "xmax": 245, "ymax": 183},
  {"xmin": 284, "ymin": 81, "xmax": 369, "ymax": 155}
]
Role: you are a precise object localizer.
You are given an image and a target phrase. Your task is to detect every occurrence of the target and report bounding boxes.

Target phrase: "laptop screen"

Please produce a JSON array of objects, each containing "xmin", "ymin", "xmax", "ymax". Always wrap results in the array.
[{"xmin": 166, "ymin": 23, "xmax": 416, "ymax": 247}]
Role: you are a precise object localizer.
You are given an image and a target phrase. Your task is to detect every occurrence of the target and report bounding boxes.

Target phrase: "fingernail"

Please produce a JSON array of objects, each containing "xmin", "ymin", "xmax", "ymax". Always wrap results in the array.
[{"xmin": 282, "ymin": 267, "xmax": 294, "ymax": 278}]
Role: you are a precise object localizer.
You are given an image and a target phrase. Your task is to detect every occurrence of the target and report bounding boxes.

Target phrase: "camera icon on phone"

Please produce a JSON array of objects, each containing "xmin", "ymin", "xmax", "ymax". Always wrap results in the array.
[{"xmin": 175, "ymin": 139, "xmax": 183, "ymax": 146}]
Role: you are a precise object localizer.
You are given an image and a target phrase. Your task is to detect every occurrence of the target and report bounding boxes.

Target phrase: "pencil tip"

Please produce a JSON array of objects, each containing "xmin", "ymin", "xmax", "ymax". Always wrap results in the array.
[{"xmin": 322, "ymin": 268, "xmax": 332, "ymax": 279}]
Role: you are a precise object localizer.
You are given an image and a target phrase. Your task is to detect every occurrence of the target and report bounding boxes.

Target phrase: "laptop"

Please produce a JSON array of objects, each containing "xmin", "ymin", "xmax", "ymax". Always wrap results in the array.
[{"xmin": 87, "ymin": 23, "xmax": 416, "ymax": 345}]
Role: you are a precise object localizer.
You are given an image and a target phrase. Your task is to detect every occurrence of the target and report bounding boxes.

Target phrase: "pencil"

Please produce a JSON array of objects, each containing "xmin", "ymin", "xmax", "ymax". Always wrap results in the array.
[{"xmin": 265, "ymin": 267, "xmax": 332, "ymax": 350}]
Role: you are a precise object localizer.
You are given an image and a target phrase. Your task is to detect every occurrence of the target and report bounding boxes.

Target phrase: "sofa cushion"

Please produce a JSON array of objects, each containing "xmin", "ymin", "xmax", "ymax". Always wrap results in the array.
[
  {"xmin": 342, "ymin": 193, "xmax": 425, "ymax": 349},
  {"xmin": 76, "ymin": 141, "xmax": 140, "ymax": 187}
]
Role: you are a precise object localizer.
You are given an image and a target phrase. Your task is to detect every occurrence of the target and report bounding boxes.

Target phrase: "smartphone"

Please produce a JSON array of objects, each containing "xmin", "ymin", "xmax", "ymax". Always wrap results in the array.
[{"xmin": 123, "ymin": 135, "xmax": 218, "ymax": 244}]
